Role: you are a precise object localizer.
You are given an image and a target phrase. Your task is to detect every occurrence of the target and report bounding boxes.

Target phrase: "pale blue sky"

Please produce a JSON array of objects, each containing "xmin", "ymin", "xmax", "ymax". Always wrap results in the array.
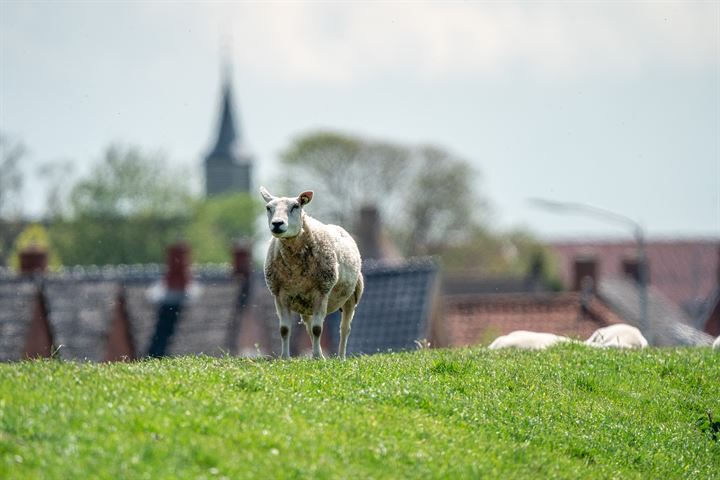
[{"xmin": 1, "ymin": 1, "xmax": 718, "ymax": 239}]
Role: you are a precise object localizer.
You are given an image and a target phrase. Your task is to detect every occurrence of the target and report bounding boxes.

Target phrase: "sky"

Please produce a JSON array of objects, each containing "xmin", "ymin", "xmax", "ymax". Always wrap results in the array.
[{"xmin": 1, "ymin": 1, "xmax": 718, "ymax": 240}]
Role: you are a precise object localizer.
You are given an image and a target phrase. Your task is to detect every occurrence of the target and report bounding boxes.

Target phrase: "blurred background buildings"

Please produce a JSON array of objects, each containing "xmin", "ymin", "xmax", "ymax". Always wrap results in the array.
[{"xmin": 1, "ymin": 2, "xmax": 717, "ymax": 358}]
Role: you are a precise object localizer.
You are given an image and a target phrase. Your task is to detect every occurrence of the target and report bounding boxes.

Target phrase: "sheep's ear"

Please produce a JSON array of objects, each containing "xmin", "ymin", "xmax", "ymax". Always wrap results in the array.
[
  {"xmin": 260, "ymin": 186, "xmax": 275, "ymax": 203},
  {"xmin": 298, "ymin": 191, "xmax": 313, "ymax": 206}
]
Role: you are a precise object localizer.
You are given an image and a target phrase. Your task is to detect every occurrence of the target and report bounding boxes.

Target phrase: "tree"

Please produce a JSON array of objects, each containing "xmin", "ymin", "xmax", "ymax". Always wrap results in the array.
[
  {"xmin": 185, "ymin": 192, "xmax": 259, "ymax": 264},
  {"xmin": 395, "ymin": 146, "xmax": 487, "ymax": 255},
  {"xmin": 48, "ymin": 144, "xmax": 195, "ymax": 265},
  {"xmin": 68, "ymin": 144, "xmax": 193, "ymax": 218},
  {"xmin": 46, "ymin": 144, "xmax": 259, "ymax": 266},
  {"xmin": 279, "ymin": 131, "xmax": 410, "ymax": 228},
  {"xmin": 279, "ymin": 131, "xmax": 486, "ymax": 256},
  {"xmin": 431, "ymin": 227, "xmax": 562, "ymax": 289},
  {"xmin": 36, "ymin": 159, "xmax": 75, "ymax": 220},
  {"xmin": 0, "ymin": 134, "xmax": 25, "ymax": 219}
]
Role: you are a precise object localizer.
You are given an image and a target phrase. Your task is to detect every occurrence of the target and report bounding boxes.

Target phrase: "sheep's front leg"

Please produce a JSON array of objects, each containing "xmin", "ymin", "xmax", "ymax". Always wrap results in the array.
[
  {"xmin": 274, "ymin": 298, "xmax": 293, "ymax": 359},
  {"xmin": 309, "ymin": 296, "xmax": 329, "ymax": 359}
]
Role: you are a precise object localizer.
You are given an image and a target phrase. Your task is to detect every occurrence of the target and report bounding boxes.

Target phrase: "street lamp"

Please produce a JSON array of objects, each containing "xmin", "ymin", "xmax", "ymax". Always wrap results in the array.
[{"xmin": 528, "ymin": 198, "xmax": 650, "ymax": 343}]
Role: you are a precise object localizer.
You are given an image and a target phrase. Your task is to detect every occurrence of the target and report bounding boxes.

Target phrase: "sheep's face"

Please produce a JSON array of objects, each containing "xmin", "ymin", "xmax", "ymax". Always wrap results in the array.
[{"xmin": 260, "ymin": 186, "xmax": 313, "ymax": 239}]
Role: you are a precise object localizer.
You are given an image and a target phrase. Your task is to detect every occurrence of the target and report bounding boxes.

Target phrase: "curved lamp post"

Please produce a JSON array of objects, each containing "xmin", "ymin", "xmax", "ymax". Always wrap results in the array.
[{"xmin": 528, "ymin": 198, "xmax": 650, "ymax": 343}]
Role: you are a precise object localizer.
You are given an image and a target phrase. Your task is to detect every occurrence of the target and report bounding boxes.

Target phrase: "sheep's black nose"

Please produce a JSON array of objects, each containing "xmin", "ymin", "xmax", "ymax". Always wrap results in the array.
[{"xmin": 271, "ymin": 220, "xmax": 285, "ymax": 231}]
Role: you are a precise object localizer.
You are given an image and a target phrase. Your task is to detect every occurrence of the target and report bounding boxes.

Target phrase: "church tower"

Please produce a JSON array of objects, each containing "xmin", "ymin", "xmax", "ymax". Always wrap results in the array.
[{"xmin": 204, "ymin": 69, "xmax": 253, "ymax": 197}]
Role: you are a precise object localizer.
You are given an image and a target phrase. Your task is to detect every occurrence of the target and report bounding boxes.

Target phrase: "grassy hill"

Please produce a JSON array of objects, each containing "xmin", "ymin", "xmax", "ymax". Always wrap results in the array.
[{"xmin": 1, "ymin": 345, "xmax": 718, "ymax": 479}]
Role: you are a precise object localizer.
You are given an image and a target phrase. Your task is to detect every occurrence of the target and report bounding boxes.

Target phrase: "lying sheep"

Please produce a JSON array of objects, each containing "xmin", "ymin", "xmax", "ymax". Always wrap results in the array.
[
  {"xmin": 585, "ymin": 323, "xmax": 648, "ymax": 349},
  {"xmin": 713, "ymin": 335, "xmax": 720, "ymax": 351},
  {"xmin": 260, "ymin": 186, "xmax": 363, "ymax": 359},
  {"xmin": 488, "ymin": 330, "xmax": 571, "ymax": 350}
]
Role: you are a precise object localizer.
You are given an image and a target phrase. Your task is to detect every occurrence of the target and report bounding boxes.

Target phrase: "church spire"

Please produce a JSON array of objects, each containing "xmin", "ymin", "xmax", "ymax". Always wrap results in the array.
[
  {"xmin": 209, "ymin": 67, "xmax": 242, "ymax": 159},
  {"xmin": 204, "ymin": 60, "xmax": 253, "ymax": 197}
]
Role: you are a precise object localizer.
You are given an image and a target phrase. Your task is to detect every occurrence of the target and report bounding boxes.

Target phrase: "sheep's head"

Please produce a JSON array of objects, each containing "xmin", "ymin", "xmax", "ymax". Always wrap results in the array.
[{"xmin": 260, "ymin": 186, "xmax": 313, "ymax": 239}]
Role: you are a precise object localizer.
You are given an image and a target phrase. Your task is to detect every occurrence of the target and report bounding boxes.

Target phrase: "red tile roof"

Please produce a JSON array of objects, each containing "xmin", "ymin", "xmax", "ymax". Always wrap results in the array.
[
  {"xmin": 442, "ymin": 292, "xmax": 625, "ymax": 347},
  {"xmin": 549, "ymin": 240, "xmax": 720, "ymax": 309}
]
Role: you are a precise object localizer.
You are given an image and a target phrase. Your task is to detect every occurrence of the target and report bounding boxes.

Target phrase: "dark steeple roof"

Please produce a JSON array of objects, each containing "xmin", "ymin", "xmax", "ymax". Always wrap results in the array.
[
  {"xmin": 208, "ymin": 77, "xmax": 243, "ymax": 161},
  {"xmin": 204, "ymin": 63, "xmax": 253, "ymax": 195}
]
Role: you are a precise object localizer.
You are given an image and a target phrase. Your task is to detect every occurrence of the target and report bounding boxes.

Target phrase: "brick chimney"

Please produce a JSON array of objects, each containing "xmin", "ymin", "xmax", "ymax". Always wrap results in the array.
[
  {"xmin": 148, "ymin": 242, "xmax": 191, "ymax": 358},
  {"xmin": 232, "ymin": 241, "xmax": 252, "ymax": 280},
  {"xmin": 356, "ymin": 204, "xmax": 381, "ymax": 260},
  {"xmin": 573, "ymin": 256, "xmax": 598, "ymax": 292},
  {"xmin": 165, "ymin": 242, "xmax": 190, "ymax": 291},
  {"xmin": 19, "ymin": 248, "xmax": 53, "ymax": 358},
  {"xmin": 622, "ymin": 257, "xmax": 640, "ymax": 283},
  {"xmin": 19, "ymin": 247, "xmax": 48, "ymax": 275},
  {"xmin": 622, "ymin": 256, "xmax": 650, "ymax": 285},
  {"xmin": 229, "ymin": 241, "xmax": 253, "ymax": 356}
]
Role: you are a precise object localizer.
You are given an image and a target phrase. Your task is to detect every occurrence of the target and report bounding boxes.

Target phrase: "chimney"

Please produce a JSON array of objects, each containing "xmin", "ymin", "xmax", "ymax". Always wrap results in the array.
[
  {"xmin": 622, "ymin": 257, "xmax": 650, "ymax": 285},
  {"xmin": 573, "ymin": 256, "xmax": 598, "ymax": 292},
  {"xmin": 622, "ymin": 257, "xmax": 640, "ymax": 283},
  {"xmin": 19, "ymin": 248, "xmax": 53, "ymax": 358},
  {"xmin": 19, "ymin": 247, "xmax": 48, "ymax": 275},
  {"xmin": 148, "ymin": 242, "xmax": 191, "ymax": 358},
  {"xmin": 716, "ymin": 243, "xmax": 720, "ymax": 286},
  {"xmin": 232, "ymin": 241, "xmax": 252, "ymax": 280},
  {"xmin": 165, "ymin": 242, "xmax": 190, "ymax": 291},
  {"xmin": 356, "ymin": 204, "xmax": 381, "ymax": 260}
]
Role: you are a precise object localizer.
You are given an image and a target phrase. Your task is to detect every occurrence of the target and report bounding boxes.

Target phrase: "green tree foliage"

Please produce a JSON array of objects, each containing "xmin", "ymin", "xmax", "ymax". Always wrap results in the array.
[
  {"xmin": 48, "ymin": 144, "xmax": 194, "ymax": 265},
  {"xmin": 50, "ymin": 216, "xmax": 187, "ymax": 266},
  {"xmin": 45, "ymin": 144, "xmax": 257, "ymax": 266},
  {"xmin": 279, "ymin": 131, "xmax": 486, "ymax": 256},
  {"xmin": 433, "ymin": 227, "xmax": 562, "ymax": 288},
  {"xmin": 395, "ymin": 146, "xmax": 485, "ymax": 255},
  {"xmin": 279, "ymin": 131, "xmax": 409, "ymax": 228},
  {"xmin": 279, "ymin": 131, "xmax": 559, "ymax": 283},
  {"xmin": 185, "ymin": 192, "xmax": 259, "ymax": 264},
  {"xmin": 68, "ymin": 144, "xmax": 193, "ymax": 218}
]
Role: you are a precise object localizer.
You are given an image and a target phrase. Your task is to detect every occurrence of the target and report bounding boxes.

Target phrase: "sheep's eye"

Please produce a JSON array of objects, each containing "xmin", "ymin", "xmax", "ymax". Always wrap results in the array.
[
  {"xmin": 266, "ymin": 205, "xmax": 271, "ymax": 212},
  {"xmin": 290, "ymin": 204, "xmax": 299, "ymax": 212}
]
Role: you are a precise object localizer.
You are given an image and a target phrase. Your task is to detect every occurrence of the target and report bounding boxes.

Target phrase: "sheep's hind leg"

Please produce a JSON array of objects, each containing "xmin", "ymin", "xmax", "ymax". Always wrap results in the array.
[
  {"xmin": 274, "ymin": 299, "xmax": 293, "ymax": 359},
  {"xmin": 338, "ymin": 302, "xmax": 356, "ymax": 360},
  {"xmin": 339, "ymin": 277, "xmax": 363, "ymax": 360}
]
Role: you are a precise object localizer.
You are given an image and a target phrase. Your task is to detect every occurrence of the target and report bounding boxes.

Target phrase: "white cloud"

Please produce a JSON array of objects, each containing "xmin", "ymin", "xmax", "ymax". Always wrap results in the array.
[{"xmin": 202, "ymin": 2, "xmax": 718, "ymax": 85}]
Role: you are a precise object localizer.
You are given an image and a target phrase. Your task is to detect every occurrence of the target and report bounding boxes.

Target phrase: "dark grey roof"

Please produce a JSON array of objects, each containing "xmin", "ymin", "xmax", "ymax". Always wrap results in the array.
[
  {"xmin": 598, "ymin": 277, "xmax": 713, "ymax": 346},
  {"xmin": 205, "ymin": 78, "xmax": 251, "ymax": 165},
  {"xmin": 167, "ymin": 279, "xmax": 240, "ymax": 356},
  {"xmin": 123, "ymin": 280, "xmax": 161, "ymax": 356},
  {"xmin": 0, "ymin": 279, "xmax": 37, "ymax": 361},
  {"xmin": 208, "ymin": 82, "xmax": 239, "ymax": 160},
  {"xmin": 0, "ymin": 257, "xmax": 439, "ymax": 360},
  {"xmin": 43, "ymin": 279, "xmax": 120, "ymax": 361},
  {"xmin": 124, "ymin": 278, "xmax": 241, "ymax": 357},
  {"xmin": 345, "ymin": 258, "xmax": 439, "ymax": 355},
  {"xmin": 242, "ymin": 259, "xmax": 440, "ymax": 357}
]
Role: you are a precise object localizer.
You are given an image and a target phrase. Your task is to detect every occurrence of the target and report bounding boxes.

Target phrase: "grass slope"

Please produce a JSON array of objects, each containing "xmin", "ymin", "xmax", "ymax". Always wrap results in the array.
[{"xmin": 1, "ymin": 345, "xmax": 719, "ymax": 479}]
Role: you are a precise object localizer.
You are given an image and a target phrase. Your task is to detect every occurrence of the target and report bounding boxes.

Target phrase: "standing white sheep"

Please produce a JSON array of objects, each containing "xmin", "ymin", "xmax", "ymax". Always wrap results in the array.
[
  {"xmin": 585, "ymin": 323, "xmax": 648, "ymax": 349},
  {"xmin": 260, "ymin": 186, "xmax": 364, "ymax": 359},
  {"xmin": 488, "ymin": 330, "xmax": 571, "ymax": 350}
]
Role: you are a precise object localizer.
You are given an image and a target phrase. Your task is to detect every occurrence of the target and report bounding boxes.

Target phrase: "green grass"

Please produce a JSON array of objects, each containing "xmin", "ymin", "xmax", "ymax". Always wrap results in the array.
[{"xmin": 1, "ymin": 345, "xmax": 718, "ymax": 479}]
